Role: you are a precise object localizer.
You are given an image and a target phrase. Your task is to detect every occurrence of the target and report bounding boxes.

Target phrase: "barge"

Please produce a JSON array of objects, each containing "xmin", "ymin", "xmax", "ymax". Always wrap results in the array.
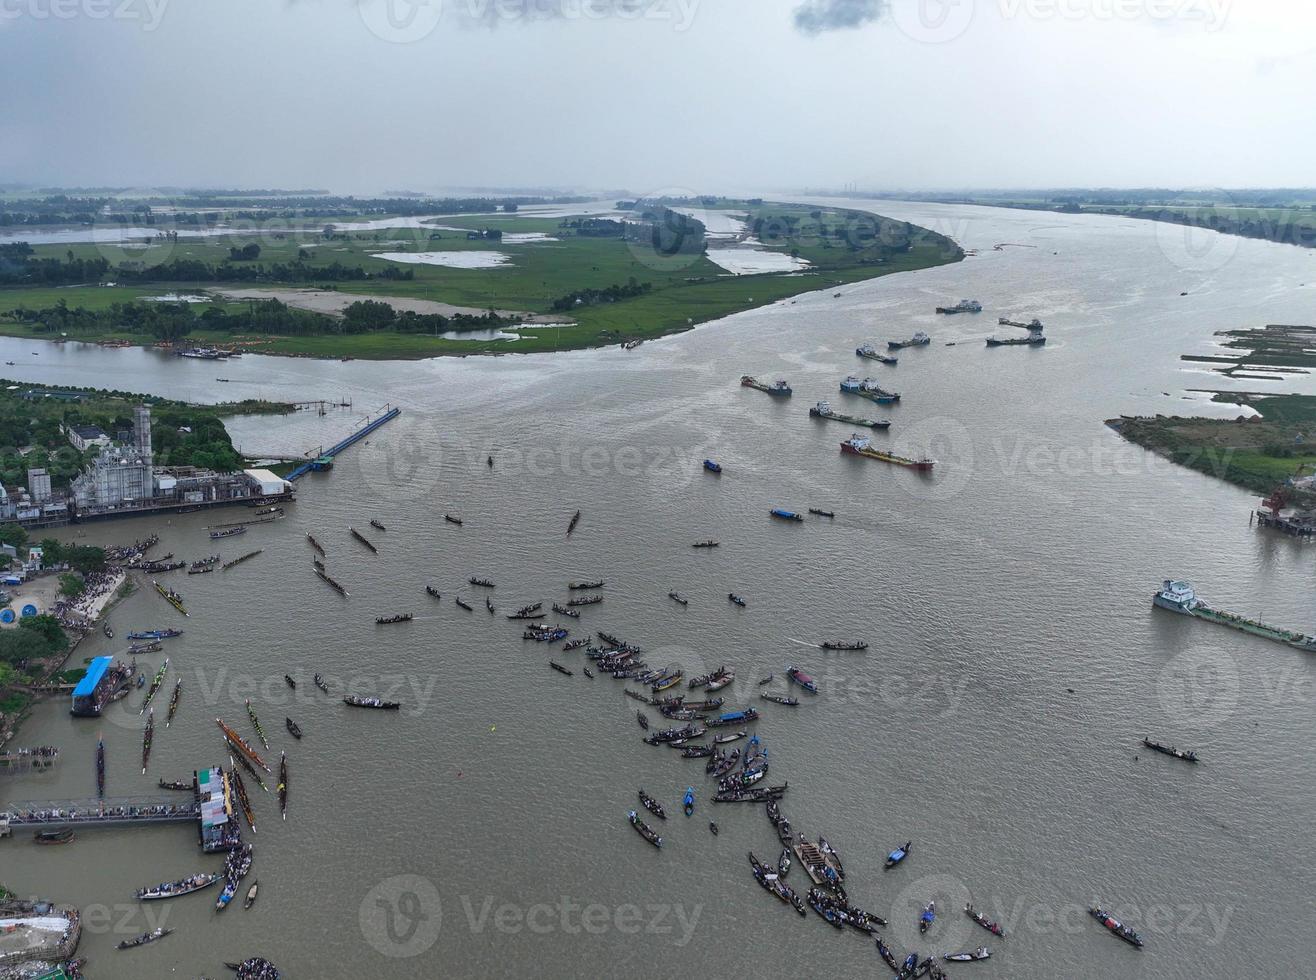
[
  {"xmin": 741, "ymin": 375, "xmax": 792, "ymax": 397},
  {"xmin": 1153, "ymin": 580, "xmax": 1316, "ymax": 652},
  {"xmin": 809, "ymin": 400, "xmax": 889, "ymax": 430},
  {"xmin": 840, "ymin": 433, "xmax": 934, "ymax": 471}
]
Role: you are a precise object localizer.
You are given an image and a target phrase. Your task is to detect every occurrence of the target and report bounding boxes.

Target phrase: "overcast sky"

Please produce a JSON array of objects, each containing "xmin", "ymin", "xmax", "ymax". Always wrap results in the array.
[{"xmin": 1, "ymin": 0, "xmax": 1312, "ymax": 194}]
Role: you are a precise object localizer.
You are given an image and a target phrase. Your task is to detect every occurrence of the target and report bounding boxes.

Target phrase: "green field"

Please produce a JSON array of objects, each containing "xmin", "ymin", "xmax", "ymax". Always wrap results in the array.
[{"xmin": 0, "ymin": 202, "xmax": 962, "ymax": 358}]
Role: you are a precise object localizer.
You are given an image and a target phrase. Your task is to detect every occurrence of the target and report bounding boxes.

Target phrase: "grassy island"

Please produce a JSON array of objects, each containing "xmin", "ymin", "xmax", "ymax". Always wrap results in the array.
[{"xmin": 0, "ymin": 194, "xmax": 963, "ymax": 359}]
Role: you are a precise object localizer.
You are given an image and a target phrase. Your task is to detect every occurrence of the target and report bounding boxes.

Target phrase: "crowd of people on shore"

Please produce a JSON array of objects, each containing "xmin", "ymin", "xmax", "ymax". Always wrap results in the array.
[{"xmin": 49, "ymin": 567, "xmax": 124, "ymax": 632}]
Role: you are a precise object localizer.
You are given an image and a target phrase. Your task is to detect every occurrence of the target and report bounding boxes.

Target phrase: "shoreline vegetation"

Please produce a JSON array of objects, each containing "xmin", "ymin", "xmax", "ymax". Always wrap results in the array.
[
  {"xmin": 0, "ymin": 379, "xmax": 292, "ymax": 491},
  {"xmin": 0, "ymin": 194, "xmax": 964, "ymax": 359},
  {"xmin": 856, "ymin": 187, "xmax": 1316, "ymax": 251},
  {"xmin": 1109, "ymin": 326, "xmax": 1316, "ymax": 498}
]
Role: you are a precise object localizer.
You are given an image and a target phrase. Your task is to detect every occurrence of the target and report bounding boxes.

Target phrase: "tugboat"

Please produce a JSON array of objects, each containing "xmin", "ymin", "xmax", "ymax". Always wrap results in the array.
[
  {"xmin": 740, "ymin": 375, "xmax": 793, "ymax": 397},
  {"xmin": 935, "ymin": 299, "xmax": 982, "ymax": 314},
  {"xmin": 703, "ymin": 459, "xmax": 722, "ymax": 474},
  {"xmin": 841, "ymin": 433, "xmax": 934, "ymax": 471},
  {"xmin": 888, "ymin": 331, "xmax": 931, "ymax": 349},
  {"xmin": 839, "ymin": 376, "xmax": 900, "ymax": 404}
]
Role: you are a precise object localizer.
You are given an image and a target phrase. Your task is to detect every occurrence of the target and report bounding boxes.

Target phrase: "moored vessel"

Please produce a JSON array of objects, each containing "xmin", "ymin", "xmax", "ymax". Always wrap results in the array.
[
  {"xmin": 740, "ymin": 375, "xmax": 793, "ymax": 397},
  {"xmin": 840, "ymin": 433, "xmax": 934, "ymax": 471}
]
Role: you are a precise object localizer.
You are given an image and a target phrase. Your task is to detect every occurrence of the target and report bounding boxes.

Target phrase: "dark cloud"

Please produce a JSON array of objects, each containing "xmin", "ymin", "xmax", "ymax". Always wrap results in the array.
[
  {"xmin": 793, "ymin": 0, "xmax": 888, "ymax": 34},
  {"xmin": 453, "ymin": 0, "xmax": 649, "ymax": 27}
]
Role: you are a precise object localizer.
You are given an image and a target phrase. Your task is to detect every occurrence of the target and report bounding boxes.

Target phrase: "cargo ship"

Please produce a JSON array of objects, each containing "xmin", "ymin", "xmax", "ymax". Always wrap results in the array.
[
  {"xmin": 840, "ymin": 434, "xmax": 934, "ymax": 471},
  {"xmin": 809, "ymin": 400, "xmax": 890, "ymax": 430},
  {"xmin": 935, "ymin": 299, "xmax": 982, "ymax": 314},
  {"xmin": 839, "ymin": 376, "xmax": 900, "ymax": 404},
  {"xmin": 887, "ymin": 331, "xmax": 930, "ymax": 349},
  {"xmin": 986, "ymin": 334, "xmax": 1046, "ymax": 346},
  {"xmin": 1153, "ymin": 580, "xmax": 1316, "ymax": 652},
  {"xmin": 741, "ymin": 375, "xmax": 792, "ymax": 397},
  {"xmin": 856, "ymin": 344, "xmax": 898, "ymax": 365}
]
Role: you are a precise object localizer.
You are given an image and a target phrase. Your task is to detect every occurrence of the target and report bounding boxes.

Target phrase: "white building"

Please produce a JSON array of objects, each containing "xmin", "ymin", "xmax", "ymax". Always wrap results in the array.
[
  {"xmin": 26, "ymin": 467, "xmax": 52, "ymax": 503},
  {"xmin": 66, "ymin": 424, "xmax": 111, "ymax": 452}
]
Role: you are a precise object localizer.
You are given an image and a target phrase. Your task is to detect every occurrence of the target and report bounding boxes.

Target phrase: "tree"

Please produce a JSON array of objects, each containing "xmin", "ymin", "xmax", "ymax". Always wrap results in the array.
[
  {"xmin": 0, "ymin": 523, "xmax": 26, "ymax": 550},
  {"xmin": 58, "ymin": 572, "xmax": 84, "ymax": 598}
]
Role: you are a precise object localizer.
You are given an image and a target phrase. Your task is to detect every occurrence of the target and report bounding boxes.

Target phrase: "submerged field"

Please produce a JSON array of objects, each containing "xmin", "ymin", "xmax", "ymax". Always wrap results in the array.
[{"xmin": 0, "ymin": 202, "xmax": 962, "ymax": 358}]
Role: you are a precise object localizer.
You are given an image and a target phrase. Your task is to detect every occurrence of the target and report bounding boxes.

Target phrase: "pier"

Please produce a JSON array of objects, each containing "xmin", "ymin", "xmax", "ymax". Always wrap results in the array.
[
  {"xmin": 1253, "ymin": 509, "xmax": 1316, "ymax": 538},
  {"xmin": 1, "ymin": 796, "xmax": 199, "ymax": 831},
  {"xmin": 0, "ymin": 748, "xmax": 59, "ymax": 774},
  {"xmin": 286, "ymin": 404, "xmax": 402, "ymax": 481}
]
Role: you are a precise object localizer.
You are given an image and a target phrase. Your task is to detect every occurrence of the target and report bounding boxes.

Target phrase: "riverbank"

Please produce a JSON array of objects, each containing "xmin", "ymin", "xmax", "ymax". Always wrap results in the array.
[{"xmin": 1108, "ymin": 391, "xmax": 1316, "ymax": 496}]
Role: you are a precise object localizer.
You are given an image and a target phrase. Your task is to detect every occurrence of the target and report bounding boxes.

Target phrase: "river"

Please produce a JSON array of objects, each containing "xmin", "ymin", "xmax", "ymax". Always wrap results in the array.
[{"xmin": 2, "ymin": 200, "xmax": 1314, "ymax": 979}]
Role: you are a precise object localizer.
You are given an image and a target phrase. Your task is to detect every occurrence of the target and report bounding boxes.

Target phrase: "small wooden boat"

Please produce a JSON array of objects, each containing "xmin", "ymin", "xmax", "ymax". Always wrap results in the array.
[
  {"xmin": 709, "ymin": 821, "xmax": 719, "ymax": 835},
  {"xmin": 667, "ymin": 591, "xmax": 688, "ymax": 606},
  {"xmin": 760, "ymin": 694, "xmax": 799, "ymax": 706},
  {"xmin": 284, "ymin": 674, "xmax": 296, "ymax": 689},
  {"xmin": 683, "ymin": 787, "xmax": 695, "ymax": 817},
  {"xmin": 549, "ymin": 661, "xmax": 573, "ymax": 676},
  {"xmin": 117, "ymin": 927, "xmax": 173, "ymax": 950},
  {"xmin": 278, "ymin": 752, "xmax": 287, "ymax": 820},
  {"xmin": 306, "ymin": 533, "xmax": 326, "ymax": 556},
  {"xmin": 568, "ymin": 580, "xmax": 603, "ymax": 590},
  {"xmin": 808, "ymin": 508, "xmax": 835, "ymax": 518},
  {"xmin": 692, "ymin": 540, "xmax": 719, "ymax": 548},
  {"xmin": 582, "ymin": 667, "xmax": 594, "ymax": 678},
  {"xmin": 370, "ymin": 519, "xmax": 387, "ymax": 531},
  {"xmin": 165, "ymin": 679, "xmax": 182, "ymax": 726},
  {"xmin": 636, "ymin": 711, "xmax": 649, "ymax": 730},
  {"xmin": 135, "ymin": 872, "xmax": 221, "ymax": 900},
  {"xmin": 244, "ymin": 880, "xmax": 260, "ymax": 910},
  {"xmin": 1142, "ymin": 737, "xmax": 1199, "ymax": 763},
  {"xmin": 469, "ymin": 577, "xmax": 495, "ymax": 588},
  {"xmin": 944, "ymin": 947, "xmax": 991, "ymax": 962},
  {"xmin": 444, "ymin": 514, "xmax": 463, "ymax": 526},
  {"xmin": 638, "ymin": 789, "xmax": 667, "ymax": 819},
  {"xmin": 714, "ymin": 730, "xmax": 747, "ymax": 744},
  {"xmin": 34, "ymin": 828, "xmax": 74, "ymax": 844},
  {"xmin": 727, "ymin": 593, "xmax": 747, "ymax": 607},
  {"xmin": 455, "ymin": 598, "xmax": 473, "ymax": 612},
  {"xmin": 343, "ymin": 695, "xmax": 400, "ymax": 710},
  {"xmin": 567, "ymin": 510, "xmax": 581, "ymax": 535},
  {"xmin": 374, "ymin": 613, "xmax": 413, "ymax": 625},
  {"xmin": 486, "ymin": 597, "xmax": 495, "ymax": 614},
  {"xmin": 820, "ymin": 640, "xmax": 868, "ymax": 651},
  {"xmin": 313, "ymin": 674, "xmax": 329, "ymax": 694},
  {"xmin": 885, "ymin": 841, "xmax": 911, "ymax": 869},
  {"xmin": 628, "ymin": 809, "xmax": 663, "ymax": 848},
  {"xmin": 1090, "ymin": 905, "xmax": 1144, "ymax": 948},
  {"xmin": 286, "ymin": 717, "xmax": 303, "ymax": 739},
  {"xmin": 965, "ymin": 903, "xmax": 1005, "ymax": 937},
  {"xmin": 158, "ymin": 778, "xmax": 192, "ymax": 792},
  {"xmin": 349, "ymin": 526, "xmax": 378, "ymax": 553},
  {"xmin": 426, "ymin": 586, "xmax": 441, "ymax": 599}
]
